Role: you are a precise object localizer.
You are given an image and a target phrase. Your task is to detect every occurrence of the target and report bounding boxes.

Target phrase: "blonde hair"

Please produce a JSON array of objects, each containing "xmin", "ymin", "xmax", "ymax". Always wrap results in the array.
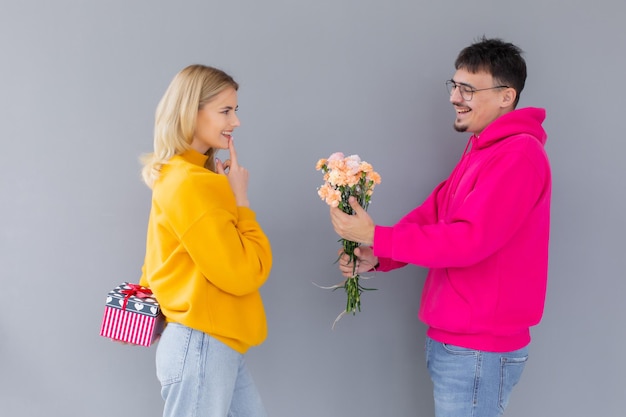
[{"xmin": 140, "ymin": 65, "xmax": 239, "ymax": 188}]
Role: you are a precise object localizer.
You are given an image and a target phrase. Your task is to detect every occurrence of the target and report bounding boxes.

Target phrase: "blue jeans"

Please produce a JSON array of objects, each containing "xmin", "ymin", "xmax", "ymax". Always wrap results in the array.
[
  {"xmin": 155, "ymin": 322, "xmax": 267, "ymax": 417},
  {"xmin": 425, "ymin": 336, "xmax": 528, "ymax": 417}
]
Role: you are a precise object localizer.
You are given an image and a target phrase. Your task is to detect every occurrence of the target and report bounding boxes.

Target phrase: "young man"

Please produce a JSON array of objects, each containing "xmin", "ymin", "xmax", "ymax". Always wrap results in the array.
[{"xmin": 330, "ymin": 37, "xmax": 551, "ymax": 417}]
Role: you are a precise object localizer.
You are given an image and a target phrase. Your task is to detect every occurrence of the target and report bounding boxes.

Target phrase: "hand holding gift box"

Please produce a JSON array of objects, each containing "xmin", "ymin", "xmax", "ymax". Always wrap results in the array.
[{"xmin": 100, "ymin": 282, "xmax": 165, "ymax": 347}]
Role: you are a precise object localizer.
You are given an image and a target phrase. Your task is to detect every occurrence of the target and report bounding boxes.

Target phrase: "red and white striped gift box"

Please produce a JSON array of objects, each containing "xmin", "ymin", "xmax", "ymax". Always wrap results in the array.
[{"xmin": 100, "ymin": 282, "xmax": 165, "ymax": 347}]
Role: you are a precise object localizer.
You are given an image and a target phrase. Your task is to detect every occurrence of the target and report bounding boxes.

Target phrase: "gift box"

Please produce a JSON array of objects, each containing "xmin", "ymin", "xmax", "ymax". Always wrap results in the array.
[{"xmin": 100, "ymin": 282, "xmax": 165, "ymax": 347}]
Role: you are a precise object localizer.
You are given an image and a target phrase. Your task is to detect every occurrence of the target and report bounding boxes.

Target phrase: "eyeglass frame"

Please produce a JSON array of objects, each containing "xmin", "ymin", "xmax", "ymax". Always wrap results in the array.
[{"xmin": 445, "ymin": 79, "xmax": 510, "ymax": 101}]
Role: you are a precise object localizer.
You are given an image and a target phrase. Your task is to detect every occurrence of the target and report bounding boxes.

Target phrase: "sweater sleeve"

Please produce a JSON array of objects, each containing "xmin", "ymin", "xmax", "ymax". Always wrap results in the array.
[
  {"xmin": 165, "ymin": 171, "xmax": 272, "ymax": 296},
  {"xmin": 182, "ymin": 205, "xmax": 272, "ymax": 296},
  {"xmin": 374, "ymin": 148, "xmax": 548, "ymax": 268}
]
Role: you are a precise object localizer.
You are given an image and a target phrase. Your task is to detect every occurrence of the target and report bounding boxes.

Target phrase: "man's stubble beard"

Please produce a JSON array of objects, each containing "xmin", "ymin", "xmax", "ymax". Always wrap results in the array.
[{"xmin": 454, "ymin": 122, "xmax": 467, "ymax": 132}]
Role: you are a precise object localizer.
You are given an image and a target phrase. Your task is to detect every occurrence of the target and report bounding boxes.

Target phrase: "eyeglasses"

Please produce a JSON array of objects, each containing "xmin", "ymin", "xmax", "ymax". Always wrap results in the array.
[{"xmin": 445, "ymin": 80, "xmax": 509, "ymax": 101}]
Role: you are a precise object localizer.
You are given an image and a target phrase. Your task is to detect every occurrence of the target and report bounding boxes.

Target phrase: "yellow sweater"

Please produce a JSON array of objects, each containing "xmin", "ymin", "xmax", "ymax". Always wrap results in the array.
[{"xmin": 139, "ymin": 149, "xmax": 272, "ymax": 353}]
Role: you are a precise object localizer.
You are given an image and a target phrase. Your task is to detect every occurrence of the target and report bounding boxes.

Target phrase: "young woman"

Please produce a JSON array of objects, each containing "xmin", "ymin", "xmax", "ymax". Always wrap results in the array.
[{"xmin": 139, "ymin": 64, "xmax": 272, "ymax": 417}]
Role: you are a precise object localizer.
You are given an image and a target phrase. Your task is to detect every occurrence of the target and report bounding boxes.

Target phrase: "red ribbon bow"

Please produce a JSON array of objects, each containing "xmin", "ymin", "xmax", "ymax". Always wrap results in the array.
[{"xmin": 120, "ymin": 283, "xmax": 153, "ymax": 310}]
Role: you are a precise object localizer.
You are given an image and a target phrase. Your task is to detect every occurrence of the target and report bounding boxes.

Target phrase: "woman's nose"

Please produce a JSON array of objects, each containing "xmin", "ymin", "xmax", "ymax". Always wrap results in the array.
[{"xmin": 231, "ymin": 113, "xmax": 241, "ymax": 127}]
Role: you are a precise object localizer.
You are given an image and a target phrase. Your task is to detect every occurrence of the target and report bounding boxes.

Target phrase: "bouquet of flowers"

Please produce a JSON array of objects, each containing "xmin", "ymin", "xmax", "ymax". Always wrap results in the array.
[{"xmin": 316, "ymin": 152, "xmax": 382, "ymax": 326}]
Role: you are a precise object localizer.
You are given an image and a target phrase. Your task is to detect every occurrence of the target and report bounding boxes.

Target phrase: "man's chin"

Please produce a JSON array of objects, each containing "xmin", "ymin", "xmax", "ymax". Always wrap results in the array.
[{"xmin": 454, "ymin": 122, "xmax": 468, "ymax": 132}]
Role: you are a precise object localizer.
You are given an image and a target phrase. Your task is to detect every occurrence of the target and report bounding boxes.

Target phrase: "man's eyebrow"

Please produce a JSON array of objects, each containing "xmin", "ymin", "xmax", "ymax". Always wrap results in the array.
[{"xmin": 451, "ymin": 79, "xmax": 475, "ymax": 88}]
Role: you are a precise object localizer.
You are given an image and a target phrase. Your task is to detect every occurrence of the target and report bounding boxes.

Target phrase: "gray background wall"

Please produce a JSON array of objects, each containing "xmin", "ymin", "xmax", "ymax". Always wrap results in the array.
[{"xmin": 1, "ymin": 1, "xmax": 624, "ymax": 416}]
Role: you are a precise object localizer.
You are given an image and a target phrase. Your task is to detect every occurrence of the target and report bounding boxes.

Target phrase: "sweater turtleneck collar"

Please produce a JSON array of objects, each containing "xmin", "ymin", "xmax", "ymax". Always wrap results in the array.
[{"xmin": 180, "ymin": 148, "xmax": 209, "ymax": 168}]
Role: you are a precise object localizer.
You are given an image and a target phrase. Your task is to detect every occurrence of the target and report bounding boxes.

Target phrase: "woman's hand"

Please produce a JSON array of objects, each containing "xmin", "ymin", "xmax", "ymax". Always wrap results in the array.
[{"xmin": 216, "ymin": 138, "xmax": 250, "ymax": 207}]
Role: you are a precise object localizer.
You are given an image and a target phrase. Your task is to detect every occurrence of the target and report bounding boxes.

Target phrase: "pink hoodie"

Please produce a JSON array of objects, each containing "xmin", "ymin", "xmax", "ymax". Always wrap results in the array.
[{"xmin": 373, "ymin": 107, "xmax": 551, "ymax": 352}]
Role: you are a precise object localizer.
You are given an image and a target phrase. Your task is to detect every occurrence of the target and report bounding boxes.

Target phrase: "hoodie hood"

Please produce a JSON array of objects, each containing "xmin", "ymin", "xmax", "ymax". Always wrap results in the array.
[{"xmin": 474, "ymin": 107, "xmax": 547, "ymax": 150}]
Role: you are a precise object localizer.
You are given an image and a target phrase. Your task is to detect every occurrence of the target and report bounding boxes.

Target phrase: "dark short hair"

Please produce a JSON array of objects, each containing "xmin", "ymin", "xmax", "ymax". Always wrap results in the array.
[{"xmin": 455, "ymin": 36, "xmax": 527, "ymax": 107}]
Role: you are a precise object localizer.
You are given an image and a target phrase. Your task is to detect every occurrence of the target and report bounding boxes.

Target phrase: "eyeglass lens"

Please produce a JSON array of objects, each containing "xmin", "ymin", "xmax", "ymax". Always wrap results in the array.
[{"xmin": 446, "ymin": 81, "xmax": 472, "ymax": 101}]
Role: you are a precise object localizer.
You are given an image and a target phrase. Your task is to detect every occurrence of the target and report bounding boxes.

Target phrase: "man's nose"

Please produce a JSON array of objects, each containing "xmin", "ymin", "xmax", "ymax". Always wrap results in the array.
[{"xmin": 449, "ymin": 85, "xmax": 463, "ymax": 103}]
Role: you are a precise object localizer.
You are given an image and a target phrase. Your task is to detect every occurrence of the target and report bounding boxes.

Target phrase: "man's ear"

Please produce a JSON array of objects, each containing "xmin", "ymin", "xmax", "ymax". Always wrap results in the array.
[{"xmin": 501, "ymin": 87, "xmax": 517, "ymax": 108}]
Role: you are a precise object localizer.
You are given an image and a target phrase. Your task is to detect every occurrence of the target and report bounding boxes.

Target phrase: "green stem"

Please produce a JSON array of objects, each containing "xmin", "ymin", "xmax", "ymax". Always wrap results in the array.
[
  {"xmin": 342, "ymin": 238, "xmax": 362, "ymax": 314},
  {"xmin": 344, "ymin": 276, "xmax": 361, "ymax": 314}
]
